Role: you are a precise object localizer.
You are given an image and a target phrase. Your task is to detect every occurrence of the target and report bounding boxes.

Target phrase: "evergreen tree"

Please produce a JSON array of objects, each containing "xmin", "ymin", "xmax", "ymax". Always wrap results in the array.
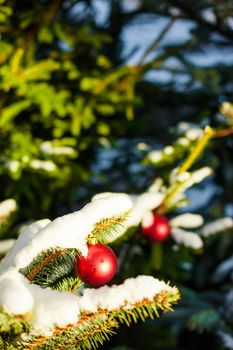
[{"xmin": 1, "ymin": 1, "xmax": 233, "ymax": 349}]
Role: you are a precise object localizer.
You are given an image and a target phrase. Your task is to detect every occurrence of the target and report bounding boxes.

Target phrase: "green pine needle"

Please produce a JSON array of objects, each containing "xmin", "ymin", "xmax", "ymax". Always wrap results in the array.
[
  {"xmin": 17, "ymin": 287, "xmax": 180, "ymax": 350},
  {"xmin": 51, "ymin": 274, "xmax": 83, "ymax": 292},
  {"xmin": 19, "ymin": 248, "xmax": 82, "ymax": 291},
  {"xmin": 89, "ymin": 211, "xmax": 130, "ymax": 244},
  {"xmin": 187, "ymin": 309, "xmax": 220, "ymax": 333},
  {"xmin": 0, "ymin": 310, "xmax": 29, "ymax": 349}
]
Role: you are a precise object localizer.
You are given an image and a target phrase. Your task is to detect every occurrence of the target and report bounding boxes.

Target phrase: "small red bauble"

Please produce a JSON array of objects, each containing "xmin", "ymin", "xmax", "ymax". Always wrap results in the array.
[
  {"xmin": 141, "ymin": 214, "xmax": 170, "ymax": 242},
  {"xmin": 74, "ymin": 244, "xmax": 117, "ymax": 287}
]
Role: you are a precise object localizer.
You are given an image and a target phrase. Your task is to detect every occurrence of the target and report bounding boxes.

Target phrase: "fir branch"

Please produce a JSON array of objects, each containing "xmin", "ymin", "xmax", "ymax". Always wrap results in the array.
[
  {"xmin": 157, "ymin": 126, "xmax": 214, "ymax": 214},
  {"xmin": 177, "ymin": 126, "xmax": 214, "ymax": 175},
  {"xmin": 51, "ymin": 274, "xmax": 83, "ymax": 293},
  {"xmin": 89, "ymin": 212, "xmax": 130, "ymax": 244},
  {"xmin": 19, "ymin": 288, "xmax": 180, "ymax": 350},
  {"xmin": 0, "ymin": 309, "xmax": 29, "ymax": 349},
  {"xmin": 23, "ymin": 317, "xmax": 118, "ymax": 350},
  {"xmin": 19, "ymin": 248, "xmax": 81, "ymax": 291},
  {"xmin": 26, "ymin": 249, "xmax": 68, "ymax": 282},
  {"xmin": 213, "ymin": 126, "xmax": 233, "ymax": 138},
  {"xmin": 157, "ymin": 123, "xmax": 233, "ymax": 215}
]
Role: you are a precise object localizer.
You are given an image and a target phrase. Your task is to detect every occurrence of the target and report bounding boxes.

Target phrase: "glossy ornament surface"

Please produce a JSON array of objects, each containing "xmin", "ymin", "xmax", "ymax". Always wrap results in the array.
[
  {"xmin": 74, "ymin": 244, "xmax": 118, "ymax": 287},
  {"xmin": 141, "ymin": 214, "xmax": 170, "ymax": 242}
]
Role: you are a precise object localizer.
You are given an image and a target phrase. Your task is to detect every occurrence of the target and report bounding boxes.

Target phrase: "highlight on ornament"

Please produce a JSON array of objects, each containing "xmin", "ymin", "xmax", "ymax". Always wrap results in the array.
[
  {"xmin": 74, "ymin": 243, "xmax": 118, "ymax": 286},
  {"xmin": 141, "ymin": 213, "xmax": 171, "ymax": 242}
]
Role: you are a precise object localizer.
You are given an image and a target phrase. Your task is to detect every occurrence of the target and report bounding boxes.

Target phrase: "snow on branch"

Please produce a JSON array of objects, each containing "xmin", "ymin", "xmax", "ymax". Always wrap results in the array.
[
  {"xmin": 0, "ymin": 267, "xmax": 179, "ymax": 339},
  {"xmin": 0, "ymin": 219, "xmax": 51, "ymax": 274},
  {"xmin": 92, "ymin": 191, "xmax": 164, "ymax": 239},
  {"xmin": 201, "ymin": 217, "xmax": 233, "ymax": 237},
  {"xmin": 6, "ymin": 194, "xmax": 132, "ymax": 269},
  {"xmin": 0, "ymin": 199, "xmax": 17, "ymax": 221},
  {"xmin": 171, "ymin": 227, "xmax": 203, "ymax": 250},
  {"xmin": 170, "ymin": 213, "xmax": 204, "ymax": 228},
  {"xmin": 0, "ymin": 194, "xmax": 180, "ymax": 349}
]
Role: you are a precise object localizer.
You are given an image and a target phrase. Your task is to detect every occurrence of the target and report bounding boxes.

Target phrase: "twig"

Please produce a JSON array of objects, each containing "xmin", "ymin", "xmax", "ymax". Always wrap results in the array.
[
  {"xmin": 26, "ymin": 249, "xmax": 68, "ymax": 281},
  {"xmin": 139, "ymin": 16, "xmax": 177, "ymax": 64},
  {"xmin": 177, "ymin": 125, "xmax": 214, "ymax": 174},
  {"xmin": 157, "ymin": 126, "xmax": 214, "ymax": 214},
  {"xmin": 24, "ymin": 291, "xmax": 179, "ymax": 350},
  {"xmin": 168, "ymin": 0, "xmax": 233, "ymax": 42},
  {"xmin": 213, "ymin": 126, "xmax": 233, "ymax": 138}
]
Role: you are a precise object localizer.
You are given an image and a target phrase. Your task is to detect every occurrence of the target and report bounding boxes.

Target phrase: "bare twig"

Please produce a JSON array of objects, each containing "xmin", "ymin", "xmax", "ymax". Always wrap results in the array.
[
  {"xmin": 213, "ymin": 126, "xmax": 233, "ymax": 138},
  {"xmin": 139, "ymin": 16, "xmax": 178, "ymax": 64}
]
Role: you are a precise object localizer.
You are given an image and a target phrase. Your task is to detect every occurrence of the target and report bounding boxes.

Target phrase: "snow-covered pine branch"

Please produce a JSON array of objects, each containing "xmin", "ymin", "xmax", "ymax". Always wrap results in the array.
[
  {"xmin": 201, "ymin": 217, "xmax": 233, "ymax": 237},
  {"xmin": 14, "ymin": 194, "xmax": 133, "ymax": 269},
  {"xmin": 93, "ymin": 192, "xmax": 204, "ymax": 250},
  {"xmin": 0, "ymin": 271, "xmax": 179, "ymax": 349},
  {"xmin": 0, "ymin": 194, "xmax": 180, "ymax": 349}
]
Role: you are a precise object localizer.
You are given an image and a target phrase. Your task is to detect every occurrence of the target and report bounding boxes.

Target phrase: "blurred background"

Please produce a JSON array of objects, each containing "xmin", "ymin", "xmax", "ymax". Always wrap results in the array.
[{"xmin": 0, "ymin": 0, "xmax": 233, "ymax": 349}]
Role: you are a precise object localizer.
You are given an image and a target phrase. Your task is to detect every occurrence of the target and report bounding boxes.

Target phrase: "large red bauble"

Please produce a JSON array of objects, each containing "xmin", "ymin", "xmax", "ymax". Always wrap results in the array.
[
  {"xmin": 141, "ymin": 214, "xmax": 170, "ymax": 242},
  {"xmin": 74, "ymin": 244, "xmax": 117, "ymax": 287}
]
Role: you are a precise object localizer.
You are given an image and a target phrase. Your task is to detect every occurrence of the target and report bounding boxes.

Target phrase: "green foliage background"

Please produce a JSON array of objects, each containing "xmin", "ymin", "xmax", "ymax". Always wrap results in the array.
[
  {"xmin": 0, "ymin": 0, "xmax": 140, "ymax": 220},
  {"xmin": 1, "ymin": 0, "xmax": 232, "ymax": 221}
]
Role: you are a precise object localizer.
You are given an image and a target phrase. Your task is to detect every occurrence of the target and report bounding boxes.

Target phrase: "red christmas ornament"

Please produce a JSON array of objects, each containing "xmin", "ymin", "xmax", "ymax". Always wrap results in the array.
[
  {"xmin": 141, "ymin": 214, "xmax": 170, "ymax": 242},
  {"xmin": 74, "ymin": 244, "xmax": 117, "ymax": 287}
]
